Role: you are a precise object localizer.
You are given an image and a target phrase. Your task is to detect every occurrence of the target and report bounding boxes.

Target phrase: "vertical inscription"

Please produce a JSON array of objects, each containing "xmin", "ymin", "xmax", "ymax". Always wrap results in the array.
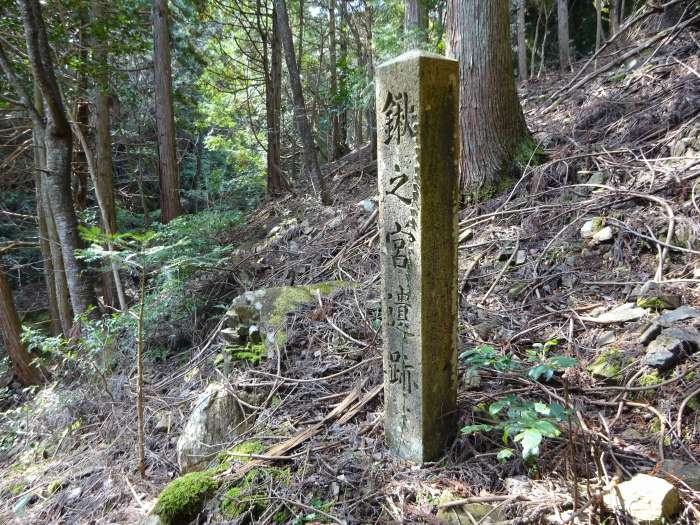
[{"xmin": 377, "ymin": 51, "xmax": 459, "ymax": 464}]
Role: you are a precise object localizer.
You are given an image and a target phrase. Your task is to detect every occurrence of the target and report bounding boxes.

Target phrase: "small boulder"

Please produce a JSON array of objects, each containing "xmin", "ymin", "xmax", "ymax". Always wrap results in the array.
[
  {"xmin": 583, "ymin": 303, "xmax": 647, "ymax": 324},
  {"xmin": 656, "ymin": 305, "xmax": 700, "ymax": 325},
  {"xmin": 591, "ymin": 226, "xmax": 614, "ymax": 244},
  {"xmin": 437, "ymin": 491, "xmax": 502, "ymax": 525},
  {"xmin": 177, "ymin": 384, "xmax": 248, "ymax": 473},
  {"xmin": 643, "ymin": 326, "xmax": 700, "ymax": 370},
  {"xmin": 635, "ymin": 281, "xmax": 681, "ymax": 311},
  {"xmin": 603, "ymin": 474, "xmax": 679, "ymax": 525},
  {"xmin": 581, "ymin": 218, "xmax": 604, "ymax": 239},
  {"xmin": 661, "ymin": 459, "xmax": 700, "ymax": 490}
]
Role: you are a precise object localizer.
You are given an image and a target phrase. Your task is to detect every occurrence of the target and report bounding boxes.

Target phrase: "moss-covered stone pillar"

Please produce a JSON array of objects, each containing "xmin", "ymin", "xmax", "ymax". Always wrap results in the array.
[{"xmin": 376, "ymin": 50, "xmax": 460, "ymax": 463}]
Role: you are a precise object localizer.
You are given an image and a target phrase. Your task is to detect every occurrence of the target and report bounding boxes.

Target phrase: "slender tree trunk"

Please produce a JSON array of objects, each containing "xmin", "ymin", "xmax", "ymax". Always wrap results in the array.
[
  {"xmin": 404, "ymin": 0, "xmax": 428, "ymax": 48},
  {"xmin": 557, "ymin": 0, "xmax": 571, "ymax": 72},
  {"xmin": 517, "ymin": 0, "xmax": 527, "ymax": 80},
  {"xmin": 0, "ymin": 265, "xmax": 43, "ymax": 385},
  {"xmin": 73, "ymin": 101, "xmax": 89, "ymax": 210},
  {"xmin": 446, "ymin": 0, "xmax": 530, "ymax": 198},
  {"xmin": 538, "ymin": 6, "xmax": 551, "ymax": 77},
  {"xmin": 193, "ymin": 129, "xmax": 204, "ymax": 192},
  {"xmin": 297, "ymin": 0, "xmax": 304, "ymax": 63},
  {"xmin": 20, "ymin": 0, "xmax": 97, "ymax": 318},
  {"xmin": 329, "ymin": 0, "xmax": 342, "ymax": 160},
  {"xmin": 338, "ymin": 0, "xmax": 348, "ymax": 150},
  {"xmin": 31, "ymin": 89, "xmax": 60, "ymax": 335},
  {"xmin": 275, "ymin": 0, "xmax": 330, "ymax": 204},
  {"xmin": 531, "ymin": 6, "xmax": 542, "ymax": 78},
  {"xmin": 610, "ymin": 0, "xmax": 620, "ymax": 36},
  {"xmin": 594, "ymin": 0, "xmax": 604, "ymax": 70},
  {"xmin": 152, "ymin": 0, "xmax": 182, "ymax": 224},
  {"xmin": 266, "ymin": 6, "xmax": 285, "ymax": 195}
]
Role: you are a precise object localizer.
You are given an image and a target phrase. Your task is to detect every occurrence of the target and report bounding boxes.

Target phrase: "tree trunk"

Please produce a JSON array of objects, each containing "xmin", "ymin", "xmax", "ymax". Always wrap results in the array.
[
  {"xmin": 610, "ymin": 0, "xmax": 620, "ymax": 36},
  {"xmin": 20, "ymin": 0, "xmax": 97, "ymax": 318},
  {"xmin": 329, "ymin": 0, "xmax": 342, "ymax": 160},
  {"xmin": 266, "ymin": 5, "xmax": 286, "ymax": 195},
  {"xmin": 404, "ymin": 0, "xmax": 428, "ymax": 48},
  {"xmin": 275, "ymin": 0, "xmax": 331, "ymax": 204},
  {"xmin": 517, "ymin": 0, "xmax": 527, "ymax": 80},
  {"xmin": 595, "ymin": 0, "xmax": 603, "ymax": 67},
  {"xmin": 557, "ymin": 0, "xmax": 571, "ymax": 72},
  {"xmin": 531, "ymin": 6, "xmax": 542, "ymax": 78},
  {"xmin": 538, "ymin": 5, "xmax": 551, "ymax": 77},
  {"xmin": 92, "ymin": 0, "xmax": 121, "ymax": 309},
  {"xmin": 73, "ymin": 100, "xmax": 90, "ymax": 210},
  {"xmin": 338, "ymin": 0, "xmax": 348, "ymax": 150},
  {"xmin": 152, "ymin": 0, "xmax": 182, "ymax": 224},
  {"xmin": 0, "ymin": 266, "xmax": 43, "ymax": 385},
  {"xmin": 31, "ymin": 89, "xmax": 61, "ymax": 335},
  {"xmin": 446, "ymin": 0, "xmax": 530, "ymax": 198}
]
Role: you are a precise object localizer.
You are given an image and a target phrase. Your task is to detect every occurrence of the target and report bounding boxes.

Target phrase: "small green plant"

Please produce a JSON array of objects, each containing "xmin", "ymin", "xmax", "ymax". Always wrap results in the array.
[
  {"xmin": 462, "ymin": 396, "xmax": 569, "ymax": 460},
  {"xmin": 460, "ymin": 342, "xmax": 576, "ymax": 461},
  {"xmin": 155, "ymin": 470, "xmax": 219, "ymax": 525}
]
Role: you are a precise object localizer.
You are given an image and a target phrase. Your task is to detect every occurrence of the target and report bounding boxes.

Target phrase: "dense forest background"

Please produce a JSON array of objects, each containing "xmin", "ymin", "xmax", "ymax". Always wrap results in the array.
[{"xmin": 0, "ymin": 0, "xmax": 699, "ymax": 524}]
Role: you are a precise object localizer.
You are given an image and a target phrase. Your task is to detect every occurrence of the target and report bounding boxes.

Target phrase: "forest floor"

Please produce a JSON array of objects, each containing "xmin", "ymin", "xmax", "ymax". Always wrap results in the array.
[{"xmin": 1, "ymin": 26, "xmax": 700, "ymax": 525}]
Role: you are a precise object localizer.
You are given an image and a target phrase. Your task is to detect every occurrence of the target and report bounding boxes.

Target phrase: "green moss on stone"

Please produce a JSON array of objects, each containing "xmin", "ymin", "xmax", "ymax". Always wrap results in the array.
[
  {"xmin": 154, "ymin": 471, "xmax": 219, "ymax": 525},
  {"xmin": 636, "ymin": 296, "xmax": 674, "ymax": 310},
  {"xmin": 219, "ymin": 466, "xmax": 290, "ymax": 520},
  {"xmin": 588, "ymin": 348, "xmax": 629, "ymax": 380}
]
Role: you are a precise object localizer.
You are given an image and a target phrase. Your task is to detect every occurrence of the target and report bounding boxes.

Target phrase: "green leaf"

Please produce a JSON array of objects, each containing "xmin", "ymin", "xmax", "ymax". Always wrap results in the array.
[
  {"xmin": 548, "ymin": 356, "xmax": 577, "ymax": 369},
  {"xmin": 497, "ymin": 448, "xmax": 514, "ymax": 461},
  {"xmin": 528, "ymin": 364, "xmax": 554, "ymax": 382},
  {"xmin": 461, "ymin": 424, "xmax": 493, "ymax": 435},
  {"xmin": 489, "ymin": 398, "xmax": 512, "ymax": 415},
  {"xmin": 515, "ymin": 428, "xmax": 543, "ymax": 459},
  {"xmin": 533, "ymin": 402, "xmax": 550, "ymax": 415},
  {"xmin": 531, "ymin": 420, "xmax": 560, "ymax": 437}
]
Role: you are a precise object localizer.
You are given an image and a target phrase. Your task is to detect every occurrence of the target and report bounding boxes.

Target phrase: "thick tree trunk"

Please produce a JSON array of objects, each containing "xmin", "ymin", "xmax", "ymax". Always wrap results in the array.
[
  {"xmin": 20, "ymin": 0, "xmax": 96, "ymax": 318},
  {"xmin": 0, "ymin": 267, "xmax": 43, "ymax": 385},
  {"xmin": 275, "ymin": 0, "xmax": 330, "ymax": 204},
  {"xmin": 557, "ymin": 0, "xmax": 571, "ymax": 72},
  {"xmin": 610, "ymin": 0, "xmax": 620, "ymax": 36},
  {"xmin": 517, "ymin": 0, "xmax": 527, "ymax": 80},
  {"xmin": 152, "ymin": 0, "xmax": 182, "ymax": 224},
  {"xmin": 266, "ymin": 6, "xmax": 286, "ymax": 195},
  {"xmin": 446, "ymin": 0, "xmax": 530, "ymax": 198},
  {"xmin": 404, "ymin": 0, "xmax": 428, "ymax": 48}
]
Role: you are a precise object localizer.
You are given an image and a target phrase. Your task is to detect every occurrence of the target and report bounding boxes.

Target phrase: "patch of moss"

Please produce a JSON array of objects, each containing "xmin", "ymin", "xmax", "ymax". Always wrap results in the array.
[
  {"xmin": 636, "ymin": 296, "xmax": 676, "ymax": 310},
  {"xmin": 636, "ymin": 370, "xmax": 662, "ymax": 387},
  {"xmin": 219, "ymin": 467, "xmax": 291, "ymax": 520},
  {"xmin": 228, "ymin": 342, "xmax": 266, "ymax": 365},
  {"xmin": 154, "ymin": 470, "xmax": 219, "ymax": 525},
  {"xmin": 513, "ymin": 138, "xmax": 547, "ymax": 169},
  {"xmin": 219, "ymin": 440, "xmax": 266, "ymax": 463},
  {"xmin": 588, "ymin": 348, "xmax": 629, "ymax": 381}
]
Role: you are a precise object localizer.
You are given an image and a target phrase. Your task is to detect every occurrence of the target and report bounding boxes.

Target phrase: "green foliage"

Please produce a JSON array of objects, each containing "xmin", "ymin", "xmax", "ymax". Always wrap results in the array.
[
  {"xmin": 155, "ymin": 470, "xmax": 219, "ymax": 525},
  {"xmin": 460, "ymin": 342, "xmax": 575, "ymax": 460},
  {"xmin": 462, "ymin": 396, "xmax": 568, "ymax": 460},
  {"xmin": 219, "ymin": 466, "xmax": 291, "ymax": 521}
]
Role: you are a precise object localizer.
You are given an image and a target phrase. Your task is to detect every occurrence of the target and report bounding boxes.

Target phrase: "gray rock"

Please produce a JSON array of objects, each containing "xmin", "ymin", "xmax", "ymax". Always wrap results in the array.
[
  {"xmin": 643, "ymin": 326, "xmax": 700, "ymax": 370},
  {"xmin": 504, "ymin": 476, "xmax": 531, "ymax": 497},
  {"xmin": 660, "ymin": 459, "xmax": 700, "ymax": 490},
  {"xmin": 591, "ymin": 226, "xmax": 614, "ymax": 244},
  {"xmin": 587, "ymin": 172, "xmax": 607, "ymax": 186},
  {"xmin": 597, "ymin": 330, "xmax": 617, "ymax": 346},
  {"xmin": 581, "ymin": 218, "xmax": 603, "ymax": 239},
  {"xmin": 153, "ymin": 413, "xmax": 171, "ymax": 433},
  {"xmin": 656, "ymin": 305, "xmax": 700, "ymax": 325},
  {"xmin": 140, "ymin": 515, "xmax": 163, "ymax": 525},
  {"xmin": 635, "ymin": 281, "xmax": 681, "ymax": 311},
  {"xmin": 177, "ymin": 384, "xmax": 248, "ymax": 473},
  {"xmin": 583, "ymin": 303, "xmax": 647, "ymax": 324},
  {"xmin": 603, "ymin": 474, "xmax": 679, "ymax": 525},
  {"xmin": 437, "ymin": 491, "xmax": 502, "ymax": 525},
  {"xmin": 514, "ymin": 249, "xmax": 527, "ymax": 265},
  {"xmin": 639, "ymin": 322, "xmax": 663, "ymax": 345},
  {"xmin": 224, "ymin": 283, "xmax": 349, "ymax": 358}
]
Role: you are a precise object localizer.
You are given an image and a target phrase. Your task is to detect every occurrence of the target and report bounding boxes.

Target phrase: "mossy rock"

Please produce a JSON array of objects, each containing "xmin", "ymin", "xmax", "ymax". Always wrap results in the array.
[
  {"xmin": 154, "ymin": 471, "xmax": 219, "ymax": 525},
  {"xmin": 588, "ymin": 348, "xmax": 630, "ymax": 380},
  {"xmin": 224, "ymin": 282, "xmax": 353, "ymax": 359},
  {"xmin": 216, "ymin": 466, "xmax": 291, "ymax": 521}
]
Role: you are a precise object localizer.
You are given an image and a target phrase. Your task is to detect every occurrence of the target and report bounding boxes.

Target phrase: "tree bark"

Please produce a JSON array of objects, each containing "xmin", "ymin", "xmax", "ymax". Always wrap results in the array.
[
  {"xmin": 338, "ymin": 0, "xmax": 348, "ymax": 150},
  {"xmin": 329, "ymin": 0, "xmax": 343, "ymax": 160},
  {"xmin": 531, "ymin": 5, "xmax": 542, "ymax": 78},
  {"xmin": 557, "ymin": 0, "xmax": 571, "ymax": 72},
  {"xmin": 266, "ymin": 5, "xmax": 286, "ymax": 195},
  {"xmin": 517, "ymin": 0, "xmax": 527, "ymax": 80},
  {"xmin": 20, "ymin": 0, "xmax": 97, "ymax": 318},
  {"xmin": 446, "ymin": 0, "xmax": 530, "ymax": 198},
  {"xmin": 275, "ymin": 0, "xmax": 331, "ymax": 204},
  {"xmin": 595, "ymin": 0, "xmax": 603, "ymax": 67},
  {"xmin": 152, "ymin": 0, "xmax": 183, "ymax": 224},
  {"xmin": 404, "ymin": 0, "xmax": 428, "ymax": 48},
  {"xmin": 92, "ymin": 0, "xmax": 124, "ymax": 310},
  {"xmin": 0, "ymin": 266, "xmax": 42, "ymax": 386}
]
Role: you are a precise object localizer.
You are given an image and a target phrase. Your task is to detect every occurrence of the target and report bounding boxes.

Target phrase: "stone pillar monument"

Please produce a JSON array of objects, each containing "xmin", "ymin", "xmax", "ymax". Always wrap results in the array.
[{"xmin": 376, "ymin": 50, "xmax": 460, "ymax": 463}]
